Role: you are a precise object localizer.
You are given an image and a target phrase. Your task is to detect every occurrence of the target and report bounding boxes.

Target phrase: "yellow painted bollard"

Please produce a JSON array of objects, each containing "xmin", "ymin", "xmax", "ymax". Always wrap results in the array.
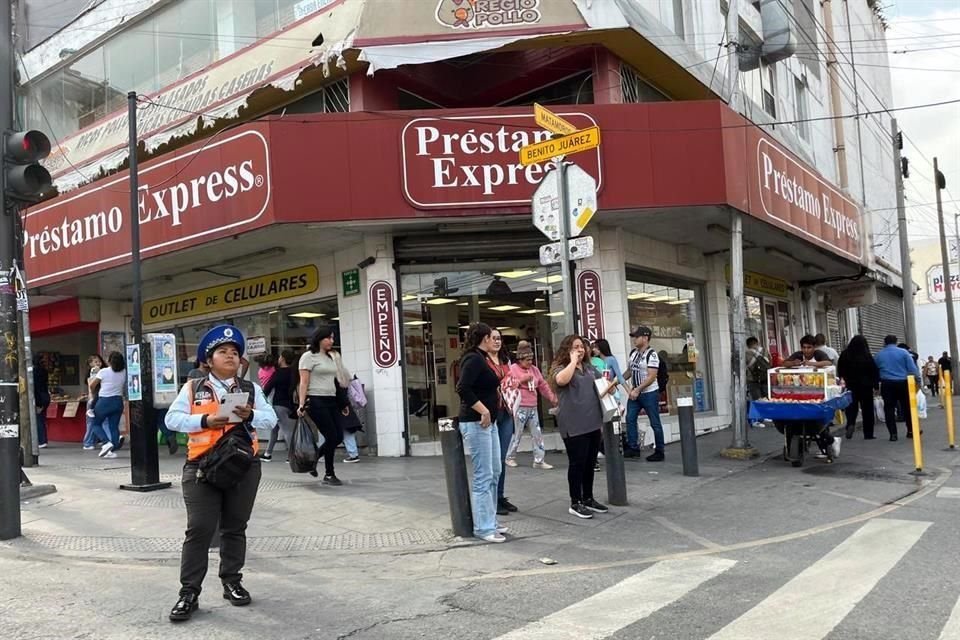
[
  {"xmin": 945, "ymin": 370, "xmax": 956, "ymax": 449},
  {"xmin": 907, "ymin": 376, "xmax": 924, "ymax": 473}
]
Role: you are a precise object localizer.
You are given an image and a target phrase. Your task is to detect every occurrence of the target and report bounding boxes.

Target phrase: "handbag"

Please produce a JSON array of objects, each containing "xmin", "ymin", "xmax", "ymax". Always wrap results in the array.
[
  {"xmin": 196, "ymin": 425, "xmax": 256, "ymax": 490},
  {"xmin": 336, "ymin": 405, "xmax": 364, "ymax": 433},
  {"xmin": 594, "ymin": 377, "xmax": 619, "ymax": 423},
  {"xmin": 500, "ymin": 375, "xmax": 522, "ymax": 417}
]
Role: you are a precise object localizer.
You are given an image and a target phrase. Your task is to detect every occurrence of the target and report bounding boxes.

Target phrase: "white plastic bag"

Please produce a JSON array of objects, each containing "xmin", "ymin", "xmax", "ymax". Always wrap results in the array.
[
  {"xmin": 917, "ymin": 390, "xmax": 928, "ymax": 419},
  {"xmin": 874, "ymin": 396, "xmax": 885, "ymax": 423}
]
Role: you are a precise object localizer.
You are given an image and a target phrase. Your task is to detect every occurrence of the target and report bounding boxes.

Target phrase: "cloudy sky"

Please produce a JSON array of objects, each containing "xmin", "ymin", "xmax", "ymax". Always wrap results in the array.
[{"xmin": 885, "ymin": 0, "xmax": 960, "ymax": 245}]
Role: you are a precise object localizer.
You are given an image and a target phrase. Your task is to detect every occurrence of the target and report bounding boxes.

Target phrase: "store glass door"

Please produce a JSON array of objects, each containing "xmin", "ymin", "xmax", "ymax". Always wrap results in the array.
[{"xmin": 400, "ymin": 265, "xmax": 564, "ymax": 444}]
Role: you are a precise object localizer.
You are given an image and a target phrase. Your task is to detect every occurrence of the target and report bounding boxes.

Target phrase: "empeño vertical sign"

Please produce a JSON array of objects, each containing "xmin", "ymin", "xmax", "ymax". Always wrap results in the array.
[
  {"xmin": 369, "ymin": 280, "xmax": 399, "ymax": 368},
  {"xmin": 576, "ymin": 270, "xmax": 604, "ymax": 341}
]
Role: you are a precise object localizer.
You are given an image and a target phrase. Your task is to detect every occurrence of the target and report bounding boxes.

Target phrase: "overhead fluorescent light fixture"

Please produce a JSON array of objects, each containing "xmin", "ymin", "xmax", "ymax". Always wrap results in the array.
[
  {"xmin": 488, "ymin": 305, "xmax": 521, "ymax": 311},
  {"xmin": 533, "ymin": 275, "xmax": 563, "ymax": 284},
  {"xmin": 426, "ymin": 298, "xmax": 457, "ymax": 305},
  {"xmin": 665, "ymin": 299, "xmax": 690, "ymax": 305},
  {"xmin": 628, "ymin": 293, "xmax": 652, "ymax": 300},
  {"xmin": 517, "ymin": 309, "xmax": 544, "ymax": 315},
  {"xmin": 401, "ymin": 294, "xmax": 418, "ymax": 301},
  {"xmin": 645, "ymin": 296, "xmax": 672, "ymax": 302},
  {"xmin": 545, "ymin": 311, "xmax": 565, "ymax": 317},
  {"xmin": 456, "ymin": 302, "xmax": 470, "ymax": 306},
  {"xmin": 404, "ymin": 320, "xmax": 430, "ymax": 326},
  {"xmin": 290, "ymin": 312, "xmax": 325, "ymax": 318},
  {"xmin": 494, "ymin": 269, "xmax": 537, "ymax": 279}
]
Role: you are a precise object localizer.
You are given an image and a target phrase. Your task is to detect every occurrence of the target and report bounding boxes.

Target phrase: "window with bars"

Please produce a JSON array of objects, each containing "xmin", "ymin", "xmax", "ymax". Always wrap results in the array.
[
  {"xmin": 620, "ymin": 64, "xmax": 669, "ymax": 103},
  {"xmin": 321, "ymin": 78, "xmax": 350, "ymax": 113}
]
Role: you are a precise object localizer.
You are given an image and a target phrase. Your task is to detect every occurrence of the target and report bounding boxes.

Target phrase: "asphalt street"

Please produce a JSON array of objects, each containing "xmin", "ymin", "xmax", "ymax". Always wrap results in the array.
[{"xmin": 3, "ymin": 410, "xmax": 960, "ymax": 640}]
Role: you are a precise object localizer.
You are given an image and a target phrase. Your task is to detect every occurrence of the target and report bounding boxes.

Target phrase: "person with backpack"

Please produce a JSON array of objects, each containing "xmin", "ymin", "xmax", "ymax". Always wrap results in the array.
[
  {"xmin": 164, "ymin": 324, "xmax": 277, "ymax": 622},
  {"xmin": 624, "ymin": 326, "xmax": 667, "ymax": 462}
]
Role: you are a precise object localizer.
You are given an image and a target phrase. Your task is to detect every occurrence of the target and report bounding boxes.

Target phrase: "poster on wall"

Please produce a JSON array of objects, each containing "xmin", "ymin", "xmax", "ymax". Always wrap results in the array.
[
  {"xmin": 101, "ymin": 331, "xmax": 126, "ymax": 359},
  {"xmin": 151, "ymin": 334, "xmax": 178, "ymax": 394},
  {"xmin": 126, "ymin": 344, "xmax": 142, "ymax": 402}
]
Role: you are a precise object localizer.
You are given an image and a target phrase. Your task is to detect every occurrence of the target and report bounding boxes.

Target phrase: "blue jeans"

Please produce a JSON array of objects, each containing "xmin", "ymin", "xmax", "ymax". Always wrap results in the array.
[
  {"xmin": 343, "ymin": 430, "xmax": 359, "ymax": 457},
  {"xmin": 496, "ymin": 409, "xmax": 514, "ymax": 500},
  {"xmin": 626, "ymin": 391, "xmax": 665, "ymax": 452},
  {"xmin": 459, "ymin": 420, "xmax": 501, "ymax": 538},
  {"xmin": 82, "ymin": 412, "xmax": 108, "ymax": 447},
  {"xmin": 94, "ymin": 395, "xmax": 124, "ymax": 448}
]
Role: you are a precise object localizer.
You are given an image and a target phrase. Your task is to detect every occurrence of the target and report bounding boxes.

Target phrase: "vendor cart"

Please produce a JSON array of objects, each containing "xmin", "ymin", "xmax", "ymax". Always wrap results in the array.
[{"xmin": 748, "ymin": 393, "xmax": 852, "ymax": 467}]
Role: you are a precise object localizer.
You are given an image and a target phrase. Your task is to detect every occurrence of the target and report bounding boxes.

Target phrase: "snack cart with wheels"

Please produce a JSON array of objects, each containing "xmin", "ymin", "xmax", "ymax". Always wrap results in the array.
[{"xmin": 748, "ymin": 367, "xmax": 850, "ymax": 467}]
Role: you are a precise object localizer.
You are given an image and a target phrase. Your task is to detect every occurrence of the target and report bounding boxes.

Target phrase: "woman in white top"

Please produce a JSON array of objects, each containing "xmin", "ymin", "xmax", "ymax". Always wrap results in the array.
[
  {"xmin": 297, "ymin": 326, "xmax": 351, "ymax": 485},
  {"xmin": 89, "ymin": 351, "xmax": 127, "ymax": 458}
]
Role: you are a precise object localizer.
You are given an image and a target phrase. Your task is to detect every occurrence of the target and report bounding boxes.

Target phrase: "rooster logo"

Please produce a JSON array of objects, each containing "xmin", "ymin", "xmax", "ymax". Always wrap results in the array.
[{"xmin": 436, "ymin": 0, "xmax": 478, "ymax": 29}]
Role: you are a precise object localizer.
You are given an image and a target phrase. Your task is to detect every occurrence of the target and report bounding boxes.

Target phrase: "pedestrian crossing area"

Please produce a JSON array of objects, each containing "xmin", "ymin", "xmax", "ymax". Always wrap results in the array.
[{"xmin": 493, "ymin": 518, "xmax": 960, "ymax": 640}]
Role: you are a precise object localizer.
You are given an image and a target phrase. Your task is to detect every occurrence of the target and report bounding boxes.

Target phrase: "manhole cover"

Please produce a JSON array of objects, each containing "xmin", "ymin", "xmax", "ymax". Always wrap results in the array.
[{"xmin": 802, "ymin": 464, "xmax": 917, "ymax": 484}]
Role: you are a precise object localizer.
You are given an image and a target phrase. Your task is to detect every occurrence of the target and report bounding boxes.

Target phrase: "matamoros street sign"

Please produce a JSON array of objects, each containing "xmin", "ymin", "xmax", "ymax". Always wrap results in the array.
[
  {"xmin": 400, "ymin": 112, "xmax": 602, "ymax": 209},
  {"xmin": 22, "ymin": 130, "xmax": 273, "ymax": 286}
]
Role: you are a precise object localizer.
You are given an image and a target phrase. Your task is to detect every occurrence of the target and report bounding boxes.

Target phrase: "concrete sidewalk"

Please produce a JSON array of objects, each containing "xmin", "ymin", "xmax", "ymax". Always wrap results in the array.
[{"xmin": 6, "ymin": 404, "xmax": 953, "ymax": 562}]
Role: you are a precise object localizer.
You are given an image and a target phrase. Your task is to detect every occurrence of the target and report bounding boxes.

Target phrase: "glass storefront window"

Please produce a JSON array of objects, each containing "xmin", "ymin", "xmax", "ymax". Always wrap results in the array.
[
  {"xmin": 400, "ymin": 265, "xmax": 564, "ymax": 444},
  {"xmin": 626, "ymin": 271, "xmax": 711, "ymax": 414}
]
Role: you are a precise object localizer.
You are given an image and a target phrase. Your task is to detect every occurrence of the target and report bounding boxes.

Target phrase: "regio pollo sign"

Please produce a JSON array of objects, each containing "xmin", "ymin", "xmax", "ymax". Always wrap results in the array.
[
  {"xmin": 23, "ymin": 130, "xmax": 272, "ymax": 286},
  {"xmin": 369, "ymin": 281, "xmax": 399, "ymax": 368},
  {"xmin": 401, "ymin": 113, "xmax": 601, "ymax": 209}
]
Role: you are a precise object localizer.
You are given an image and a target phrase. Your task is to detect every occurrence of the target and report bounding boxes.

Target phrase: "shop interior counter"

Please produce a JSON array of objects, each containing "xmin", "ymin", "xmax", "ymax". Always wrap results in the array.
[{"xmin": 46, "ymin": 398, "xmax": 88, "ymax": 443}]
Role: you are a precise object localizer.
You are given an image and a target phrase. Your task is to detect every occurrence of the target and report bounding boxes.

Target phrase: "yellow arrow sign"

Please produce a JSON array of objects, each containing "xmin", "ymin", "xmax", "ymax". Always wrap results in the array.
[
  {"xmin": 534, "ymin": 103, "xmax": 578, "ymax": 136},
  {"xmin": 518, "ymin": 126, "xmax": 601, "ymax": 167}
]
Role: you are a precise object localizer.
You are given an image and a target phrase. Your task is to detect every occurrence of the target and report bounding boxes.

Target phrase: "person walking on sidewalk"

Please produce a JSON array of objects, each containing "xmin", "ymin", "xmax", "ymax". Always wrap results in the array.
[
  {"xmin": 815, "ymin": 333, "xmax": 840, "ymax": 366},
  {"xmin": 624, "ymin": 326, "xmax": 666, "ymax": 462},
  {"xmin": 165, "ymin": 324, "xmax": 277, "ymax": 622},
  {"xmin": 875, "ymin": 334, "xmax": 921, "ymax": 441},
  {"xmin": 81, "ymin": 355, "xmax": 108, "ymax": 450},
  {"xmin": 504, "ymin": 344, "xmax": 557, "ymax": 470},
  {"xmin": 456, "ymin": 322, "xmax": 508, "ymax": 543},
  {"xmin": 837, "ymin": 335, "xmax": 879, "ymax": 440},
  {"xmin": 490, "ymin": 329, "xmax": 518, "ymax": 516},
  {"xmin": 33, "ymin": 357, "xmax": 50, "ymax": 448},
  {"xmin": 924, "ymin": 356, "xmax": 939, "ymax": 397},
  {"xmin": 550, "ymin": 335, "xmax": 610, "ymax": 520},
  {"xmin": 297, "ymin": 326, "xmax": 352, "ymax": 485},
  {"xmin": 262, "ymin": 350, "xmax": 298, "ymax": 462},
  {"xmin": 91, "ymin": 352, "xmax": 127, "ymax": 459}
]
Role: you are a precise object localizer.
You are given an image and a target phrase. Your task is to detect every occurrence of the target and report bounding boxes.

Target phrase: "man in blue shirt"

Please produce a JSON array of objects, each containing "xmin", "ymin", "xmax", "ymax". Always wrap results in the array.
[{"xmin": 874, "ymin": 334, "xmax": 921, "ymax": 441}]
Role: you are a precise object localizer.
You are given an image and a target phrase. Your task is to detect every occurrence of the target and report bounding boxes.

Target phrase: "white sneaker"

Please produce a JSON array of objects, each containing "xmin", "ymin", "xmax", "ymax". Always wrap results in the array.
[
  {"xmin": 504, "ymin": 459, "xmax": 518, "ymax": 468},
  {"xmin": 38, "ymin": 443, "xmax": 47, "ymax": 449},
  {"xmin": 830, "ymin": 438, "xmax": 842, "ymax": 458},
  {"xmin": 103, "ymin": 451, "xmax": 118, "ymax": 459},
  {"xmin": 480, "ymin": 533, "xmax": 506, "ymax": 543},
  {"xmin": 533, "ymin": 461, "xmax": 554, "ymax": 470},
  {"xmin": 597, "ymin": 452, "xmax": 605, "ymax": 459},
  {"xmin": 82, "ymin": 445, "xmax": 94, "ymax": 451},
  {"xmin": 98, "ymin": 442, "xmax": 114, "ymax": 458},
  {"xmin": 496, "ymin": 525, "xmax": 509, "ymax": 534}
]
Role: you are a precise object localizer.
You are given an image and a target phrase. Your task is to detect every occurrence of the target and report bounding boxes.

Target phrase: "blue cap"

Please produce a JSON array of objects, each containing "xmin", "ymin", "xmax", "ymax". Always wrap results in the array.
[{"xmin": 197, "ymin": 324, "xmax": 245, "ymax": 362}]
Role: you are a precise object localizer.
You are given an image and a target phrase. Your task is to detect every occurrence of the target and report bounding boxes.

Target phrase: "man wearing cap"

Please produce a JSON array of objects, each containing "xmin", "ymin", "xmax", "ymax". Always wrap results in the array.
[
  {"xmin": 165, "ymin": 324, "xmax": 277, "ymax": 622},
  {"xmin": 624, "ymin": 326, "xmax": 666, "ymax": 461}
]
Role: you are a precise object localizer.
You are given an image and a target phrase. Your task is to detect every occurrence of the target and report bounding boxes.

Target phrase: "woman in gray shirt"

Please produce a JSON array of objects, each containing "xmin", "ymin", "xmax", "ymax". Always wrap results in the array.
[{"xmin": 551, "ymin": 335, "xmax": 611, "ymax": 520}]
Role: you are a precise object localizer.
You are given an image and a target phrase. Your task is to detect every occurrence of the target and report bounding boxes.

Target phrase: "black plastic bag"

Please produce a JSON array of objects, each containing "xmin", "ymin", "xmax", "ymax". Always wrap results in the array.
[{"xmin": 289, "ymin": 416, "xmax": 320, "ymax": 474}]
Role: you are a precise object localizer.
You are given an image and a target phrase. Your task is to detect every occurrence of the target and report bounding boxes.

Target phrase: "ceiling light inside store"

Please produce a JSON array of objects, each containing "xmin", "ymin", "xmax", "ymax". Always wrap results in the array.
[
  {"xmin": 545, "ymin": 311, "xmax": 565, "ymax": 317},
  {"xmin": 533, "ymin": 275, "xmax": 563, "ymax": 284},
  {"xmin": 645, "ymin": 296, "xmax": 672, "ymax": 302},
  {"xmin": 290, "ymin": 312, "xmax": 325, "ymax": 318},
  {"xmin": 534, "ymin": 298, "xmax": 545, "ymax": 302},
  {"xmin": 628, "ymin": 293, "xmax": 652, "ymax": 300},
  {"xmin": 665, "ymin": 299, "xmax": 690, "ymax": 305},
  {"xmin": 456, "ymin": 302, "xmax": 470, "ymax": 306},
  {"xmin": 331, "ymin": 317, "xmax": 340, "ymax": 320},
  {"xmin": 489, "ymin": 305, "xmax": 521, "ymax": 311},
  {"xmin": 478, "ymin": 300, "xmax": 490, "ymax": 305},
  {"xmin": 518, "ymin": 309, "xmax": 544, "ymax": 315},
  {"xmin": 404, "ymin": 320, "xmax": 430, "ymax": 326},
  {"xmin": 401, "ymin": 294, "xmax": 417, "ymax": 301},
  {"xmin": 494, "ymin": 269, "xmax": 537, "ymax": 279},
  {"xmin": 426, "ymin": 298, "xmax": 457, "ymax": 305},
  {"xmin": 496, "ymin": 327, "xmax": 511, "ymax": 331}
]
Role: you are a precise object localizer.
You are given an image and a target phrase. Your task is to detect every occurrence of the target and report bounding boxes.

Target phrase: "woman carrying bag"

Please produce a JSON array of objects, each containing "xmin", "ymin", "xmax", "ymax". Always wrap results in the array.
[{"xmin": 550, "ymin": 335, "xmax": 612, "ymax": 520}]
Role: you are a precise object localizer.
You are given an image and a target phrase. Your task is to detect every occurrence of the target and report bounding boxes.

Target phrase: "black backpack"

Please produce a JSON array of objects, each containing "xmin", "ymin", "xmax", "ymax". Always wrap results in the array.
[
  {"xmin": 647, "ymin": 349, "xmax": 669, "ymax": 389},
  {"xmin": 192, "ymin": 378, "xmax": 257, "ymax": 490}
]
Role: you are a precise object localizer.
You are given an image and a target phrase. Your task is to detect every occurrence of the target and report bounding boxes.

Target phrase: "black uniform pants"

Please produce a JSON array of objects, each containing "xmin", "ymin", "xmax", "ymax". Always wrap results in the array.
[
  {"xmin": 306, "ymin": 396, "xmax": 343, "ymax": 476},
  {"xmin": 563, "ymin": 430, "xmax": 601, "ymax": 504},
  {"xmin": 880, "ymin": 380, "xmax": 911, "ymax": 437},
  {"xmin": 179, "ymin": 461, "xmax": 261, "ymax": 596}
]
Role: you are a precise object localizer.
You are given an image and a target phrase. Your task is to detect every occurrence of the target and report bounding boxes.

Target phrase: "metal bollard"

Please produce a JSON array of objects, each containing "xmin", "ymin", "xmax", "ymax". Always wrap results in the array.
[
  {"xmin": 677, "ymin": 397, "xmax": 699, "ymax": 477},
  {"xmin": 945, "ymin": 370, "xmax": 956, "ymax": 450},
  {"xmin": 907, "ymin": 376, "xmax": 924, "ymax": 475},
  {"xmin": 438, "ymin": 418, "xmax": 473, "ymax": 538},
  {"xmin": 602, "ymin": 420, "xmax": 628, "ymax": 506}
]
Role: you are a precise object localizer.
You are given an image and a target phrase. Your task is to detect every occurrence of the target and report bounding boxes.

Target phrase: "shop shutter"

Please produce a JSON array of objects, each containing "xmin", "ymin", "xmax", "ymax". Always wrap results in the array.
[
  {"xmin": 827, "ymin": 309, "xmax": 841, "ymax": 351},
  {"xmin": 394, "ymin": 230, "xmax": 546, "ymax": 264},
  {"xmin": 858, "ymin": 287, "xmax": 906, "ymax": 353}
]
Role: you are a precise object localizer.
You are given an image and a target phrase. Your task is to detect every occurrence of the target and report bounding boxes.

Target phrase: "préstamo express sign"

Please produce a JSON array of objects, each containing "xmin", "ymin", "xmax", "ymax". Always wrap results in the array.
[
  {"xmin": 143, "ymin": 265, "xmax": 319, "ymax": 324},
  {"xmin": 401, "ymin": 113, "xmax": 602, "ymax": 208}
]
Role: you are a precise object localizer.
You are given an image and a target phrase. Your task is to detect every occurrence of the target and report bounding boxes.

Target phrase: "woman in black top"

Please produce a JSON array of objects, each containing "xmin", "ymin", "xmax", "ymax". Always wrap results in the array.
[
  {"xmin": 262, "ymin": 350, "xmax": 298, "ymax": 461},
  {"xmin": 837, "ymin": 335, "xmax": 880, "ymax": 440},
  {"xmin": 456, "ymin": 322, "xmax": 508, "ymax": 543}
]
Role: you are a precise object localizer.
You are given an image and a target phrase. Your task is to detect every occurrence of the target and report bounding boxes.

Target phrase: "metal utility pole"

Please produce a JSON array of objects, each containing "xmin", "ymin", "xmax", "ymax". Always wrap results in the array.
[
  {"xmin": 892, "ymin": 119, "xmax": 917, "ymax": 349},
  {"xmin": 0, "ymin": 0, "xmax": 22, "ymax": 539},
  {"xmin": 556, "ymin": 161, "xmax": 575, "ymax": 337},
  {"xmin": 935, "ymin": 158, "xmax": 958, "ymax": 392},
  {"xmin": 724, "ymin": 0, "xmax": 752, "ymax": 455},
  {"xmin": 119, "ymin": 92, "xmax": 168, "ymax": 493}
]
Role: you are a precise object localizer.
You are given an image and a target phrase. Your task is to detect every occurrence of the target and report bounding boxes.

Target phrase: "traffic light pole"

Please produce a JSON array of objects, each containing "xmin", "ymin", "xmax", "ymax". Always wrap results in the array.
[
  {"xmin": 119, "ymin": 91, "xmax": 168, "ymax": 493},
  {"xmin": 0, "ymin": 0, "xmax": 22, "ymax": 539}
]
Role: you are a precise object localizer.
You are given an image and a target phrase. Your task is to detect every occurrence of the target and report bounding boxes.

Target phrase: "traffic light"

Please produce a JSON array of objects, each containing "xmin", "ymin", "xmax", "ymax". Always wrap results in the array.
[{"xmin": 3, "ymin": 130, "xmax": 52, "ymax": 202}]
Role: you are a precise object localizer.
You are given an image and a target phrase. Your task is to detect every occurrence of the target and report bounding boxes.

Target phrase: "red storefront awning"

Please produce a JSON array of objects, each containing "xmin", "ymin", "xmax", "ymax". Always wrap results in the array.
[{"xmin": 23, "ymin": 101, "xmax": 863, "ymax": 287}]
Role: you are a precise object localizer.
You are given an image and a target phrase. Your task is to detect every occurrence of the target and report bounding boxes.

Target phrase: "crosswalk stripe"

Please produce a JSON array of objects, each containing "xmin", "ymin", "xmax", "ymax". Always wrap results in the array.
[
  {"xmin": 493, "ymin": 556, "xmax": 735, "ymax": 640},
  {"xmin": 707, "ymin": 518, "xmax": 931, "ymax": 640},
  {"xmin": 937, "ymin": 487, "xmax": 960, "ymax": 499},
  {"xmin": 939, "ymin": 595, "xmax": 960, "ymax": 639}
]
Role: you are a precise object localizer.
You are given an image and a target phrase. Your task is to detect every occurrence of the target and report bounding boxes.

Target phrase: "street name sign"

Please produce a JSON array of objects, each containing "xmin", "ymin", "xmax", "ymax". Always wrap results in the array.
[
  {"xmin": 534, "ymin": 103, "xmax": 578, "ymax": 136},
  {"xmin": 519, "ymin": 126, "xmax": 601, "ymax": 167}
]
